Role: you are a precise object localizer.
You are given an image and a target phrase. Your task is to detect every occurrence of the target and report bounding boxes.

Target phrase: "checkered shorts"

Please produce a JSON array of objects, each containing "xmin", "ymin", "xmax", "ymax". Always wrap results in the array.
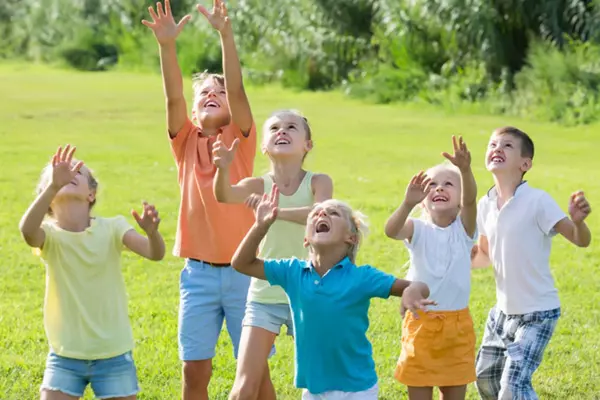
[{"xmin": 475, "ymin": 306, "xmax": 560, "ymax": 400}]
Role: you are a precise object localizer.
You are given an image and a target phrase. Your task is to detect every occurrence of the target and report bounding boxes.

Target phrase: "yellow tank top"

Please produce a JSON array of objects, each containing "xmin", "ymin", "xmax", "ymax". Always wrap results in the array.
[{"xmin": 248, "ymin": 171, "xmax": 314, "ymax": 304}]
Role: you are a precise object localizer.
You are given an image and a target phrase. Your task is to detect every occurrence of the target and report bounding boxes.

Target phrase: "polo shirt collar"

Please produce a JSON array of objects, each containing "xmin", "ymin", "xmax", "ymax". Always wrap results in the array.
[
  {"xmin": 304, "ymin": 256, "xmax": 353, "ymax": 270},
  {"xmin": 486, "ymin": 180, "xmax": 529, "ymax": 199}
]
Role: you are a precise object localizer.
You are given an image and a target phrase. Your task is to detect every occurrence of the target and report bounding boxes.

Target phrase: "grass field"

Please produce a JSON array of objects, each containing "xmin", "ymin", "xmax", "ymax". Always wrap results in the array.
[{"xmin": 0, "ymin": 63, "xmax": 598, "ymax": 400}]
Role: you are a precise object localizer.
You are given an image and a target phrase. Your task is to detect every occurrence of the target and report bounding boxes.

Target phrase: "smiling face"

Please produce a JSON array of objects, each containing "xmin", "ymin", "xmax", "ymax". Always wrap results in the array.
[
  {"xmin": 192, "ymin": 76, "xmax": 231, "ymax": 131},
  {"xmin": 422, "ymin": 165, "xmax": 461, "ymax": 218},
  {"xmin": 37, "ymin": 161, "xmax": 98, "ymax": 215},
  {"xmin": 485, "ymin": 128, "xmax": 534, "ymax": 176},
  {"xmin": 262, "ymin": 111, "xmax": 312, "ymax": 159}
]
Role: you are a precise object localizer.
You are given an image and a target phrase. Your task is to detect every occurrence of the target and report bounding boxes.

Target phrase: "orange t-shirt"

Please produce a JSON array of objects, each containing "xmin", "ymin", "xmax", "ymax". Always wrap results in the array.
[{"xmin": 169, "ymin": 118, "xmax": 257, "ymax": 263}]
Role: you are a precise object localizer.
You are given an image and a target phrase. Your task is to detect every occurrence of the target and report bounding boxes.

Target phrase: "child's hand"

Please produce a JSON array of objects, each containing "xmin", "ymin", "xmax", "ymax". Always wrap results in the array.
[
  {"xmin": 244, "ymin": 193, "xmax": 261, "ymax": 211},
  {"xmin": 402, "ymin": 282, "xmax": 437, "ymax": 320},
  {"xmin": 569, "ymin": 191, "xmax": 591, "ymax": 223},
  {"xmin": 255, "ymin": 185, "xmax": 279, "ymax": 228},
  {"xmin": 212, "ymin": 134, "xmax": 240, "ymax": 168},
  {"xmin": 442, "ymin": 135, "xmax": 471, "ymax": 172},
  {"xmin": 132, "ymin": 202, "xmax": 161, "ymax": 236},
  {"xmin": 404, "ymin": 171, "xmax": 432, "ymax": 207},
  {"xmin": 51, "ymin": 144, "xmax": 84, "ymax": 190},
  {"xmin": 399, "ymin": 303, "xmax": 407, "ymax": 318},
  {"xmin": 142, "ymin": 0, "xmax": 191, "ymax": 45},
  {"xmin": 197, "ymin": 0, "xmax": 231, "ymax": 34}
]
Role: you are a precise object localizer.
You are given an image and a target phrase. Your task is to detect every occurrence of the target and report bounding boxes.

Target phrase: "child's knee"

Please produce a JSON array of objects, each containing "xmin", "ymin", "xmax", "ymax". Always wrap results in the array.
[{"xmin": 183, "ymin": 360, "xmax": 212, "ymax": 389}]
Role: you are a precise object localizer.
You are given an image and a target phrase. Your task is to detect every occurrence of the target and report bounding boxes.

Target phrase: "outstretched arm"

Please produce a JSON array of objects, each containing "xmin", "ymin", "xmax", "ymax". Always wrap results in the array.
[
  {"xmin": 442, "ymin": 135, "xmax": 477, "ymax": 237},
  {"xmin": 20, "ymin": 145, "xmax": 83, "ymax": 248},
  {"xmin": 554, "ymin": 191, "xmax": 591, "ymax": 247},
  {"xmin": 198, "ymin": 0, "xmax": 253, "ymax": 134},
  {"xmin": 385, "ymin": 171, "xmax": 431, "ymax": 241},
  {"xmin": 232, "ymin": 186, "xmax": 280, "ymax": 279},
  {"xmin": 391, "ymin": 280, "xmax": 435, "ymax": 320},
  {"xmin": 122, "ymin": 202, "xmax": 166, "ymax": 261},
  {"xmin": 143, "ymin": 0, "xmax": 191, "ymax": 136}
]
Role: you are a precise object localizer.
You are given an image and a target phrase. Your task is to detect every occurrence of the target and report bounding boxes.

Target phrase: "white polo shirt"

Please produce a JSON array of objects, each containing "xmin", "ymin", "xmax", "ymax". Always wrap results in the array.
[{"xmin": 477, "ymin": 182, "xmax": 567, "ymax": 315}]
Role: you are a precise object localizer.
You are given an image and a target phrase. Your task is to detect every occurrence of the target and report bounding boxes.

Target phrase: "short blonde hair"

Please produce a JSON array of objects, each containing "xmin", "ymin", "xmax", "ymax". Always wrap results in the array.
[
  {"xmin": 36, "ymin": 160, "xmax": 98, "ymax": 216},
  {"xmin": 417, "ymin": 160, "xmax": 461, "ymax": 220},
  {"xmin": 192, "ymin": 71, "xmax": 225, "ymax": 99},
  {"xmin": 311, "ymin": 199, "xmax": 369, "ymax": 263}
]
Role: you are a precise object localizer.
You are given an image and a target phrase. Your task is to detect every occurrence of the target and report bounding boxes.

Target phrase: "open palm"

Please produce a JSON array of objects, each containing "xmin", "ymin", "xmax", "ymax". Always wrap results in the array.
[
  {"xmin": 405, "ymin": 171, "xmax": 431, "ymax": 207},
  {"xmin": 198, "ymin": 0, "xmax": 231, "ymax": 33},
  {"xmin": 51, "ymin": 144, "xmax": 84, "ymax": 190},
  {"xmin": 442, "ymin": 135, "xmax": 471, "ymax": 171},
  {"xmin": 142, "ymin": 0, "xmax": 191, "ymax": 45},
  {"xmin": 255, "ymin": 185, "xmax": 279, "ymax": 227}
]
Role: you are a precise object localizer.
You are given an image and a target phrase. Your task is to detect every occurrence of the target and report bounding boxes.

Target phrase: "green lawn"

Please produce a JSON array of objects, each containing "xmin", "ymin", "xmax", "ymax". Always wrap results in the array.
[{"xmin": 0, "ymin": 63, "xmax": 598, "ymax": 399}]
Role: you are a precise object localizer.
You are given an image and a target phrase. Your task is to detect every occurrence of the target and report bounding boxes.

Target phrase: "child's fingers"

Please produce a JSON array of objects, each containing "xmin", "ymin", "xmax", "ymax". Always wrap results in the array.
[
  {"xmin": 452, "ymin": 135, "xmax": 459, "ymax": 151},
  {"xmin": 131, "ymin": 209, "xmax": 143, "ymax": 224},
  {"xmin": 176, "ymin": 15, "xmax": 192, "ymax": 32},
  {"xmin": 157, "ymin": 2, "xmax": 166, "ymax": 17},
  {"xmin": 141, "ymin": 19, "xmax": 155, "ymax": 27},
  {"xmin": 229, "ymin": 138, "xmax": 240, "ymax": 152},
  {"xmin": 148, "ymin": 6, "xmax": 159, "ymax": 21},
  {"xmin": 164, "ymin": 0, "xmax": 172, "ymax": 15},
  {"xmin": 197, "ymin": 4, "xmax": 210, "ymax": 18},
  {"xmin": 71, "ymin": 161, "xmax": 84, "ymax": 173}
]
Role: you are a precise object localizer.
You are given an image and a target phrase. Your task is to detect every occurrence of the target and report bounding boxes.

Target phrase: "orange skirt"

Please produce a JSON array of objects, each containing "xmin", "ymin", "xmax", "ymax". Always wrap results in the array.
[{"xmin": 394, "ymin": 307, "xmax": 476, "ymax": 387}]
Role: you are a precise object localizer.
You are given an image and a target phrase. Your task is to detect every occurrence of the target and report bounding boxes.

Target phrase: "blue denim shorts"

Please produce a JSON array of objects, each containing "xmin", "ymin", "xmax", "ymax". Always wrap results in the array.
[
  {"xmin": 178, "ymin": 259, "xmax": 251, "ymax": 361},
  {"xmin": 40, "ymin": 351, "xmax": 139, "ymax": 398},
  {"xmin": 243, "ymin": 301, "xmax": 294, "ymax": 358}
]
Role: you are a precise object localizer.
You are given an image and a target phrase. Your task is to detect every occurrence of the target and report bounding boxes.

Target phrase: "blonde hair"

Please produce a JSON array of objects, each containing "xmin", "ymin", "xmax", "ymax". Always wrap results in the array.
[
  {"xmin": 417, "ymin": 160, "xmax": 461, "ymax": 221},
  {"xmin": 311, "ymin": 199, "xmax": 369, "ymax": 263},
  {"xmin": 192, "ymin": 71, "xmax": 225, "ymax": 99},
  {"xmin": 36, "ymin": 160, "xmax": 98, "ymax": 216}
]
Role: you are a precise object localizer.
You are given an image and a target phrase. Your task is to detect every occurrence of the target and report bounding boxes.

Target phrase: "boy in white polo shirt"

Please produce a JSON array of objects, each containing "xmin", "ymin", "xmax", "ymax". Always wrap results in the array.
[{"xmin": 472, "ymin": 126, "xmax": 592, "ymax": 400}]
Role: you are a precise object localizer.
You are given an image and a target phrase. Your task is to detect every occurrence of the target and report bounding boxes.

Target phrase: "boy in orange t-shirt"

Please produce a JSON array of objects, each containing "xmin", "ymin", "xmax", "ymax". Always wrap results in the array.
[{"xmin": 143, "ymin": 1, "xmax": 256, "ymax": 398}]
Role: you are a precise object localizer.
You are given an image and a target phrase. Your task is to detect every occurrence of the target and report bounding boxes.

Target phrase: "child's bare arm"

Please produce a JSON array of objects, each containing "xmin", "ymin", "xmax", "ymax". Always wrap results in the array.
[
  {"xmin": 277, "ymin": 173, "xmax": 333, "ymax": 225},
  {"xmin": 554, "ymin": 191, "xmax": 592, "ymax": 247},
  {"xmin": 385, "ymin": 171, "xmax": 431, "ymax": 241},
  {"xmin": 122, "ymin": 202, "xmax": 166, "ymax": 261},
  {"xmin": 20, "ymin": 145, "xmax": 82, "ymax": 248},
  {"xmin": 198, "ymin": 0, "xmax": 253, "ymax": 134},
  {"xmin": 232, "ymin": 186, "xmax": 281, "ymax": 279},
  {"xmin": 212, "ymin": 134, "xmax": 262, "ymax": 203},
  {"xmin": 442, "ymin": 135, "xmax": 477, "ymax": 237},
  {"xmin": 471, "ymin": 235, "xmax": 491, "ymax": 268},
  {"xmin": 142, "ymin": 1, "xmax": 191, "ymax": 136},
  {"xmin": 390, "ymin": 280, "xmax": 435, "ymax": 319},
  {"xmin": 20, "ymin": 186, "xmax": 54, "ymax": 248}
]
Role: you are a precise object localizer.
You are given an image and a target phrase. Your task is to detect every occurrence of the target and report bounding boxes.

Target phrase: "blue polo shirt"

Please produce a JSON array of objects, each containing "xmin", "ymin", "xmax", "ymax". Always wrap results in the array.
[{"xmin": 264, "ymin": 256, "xmax": 396, "ymax": 394}]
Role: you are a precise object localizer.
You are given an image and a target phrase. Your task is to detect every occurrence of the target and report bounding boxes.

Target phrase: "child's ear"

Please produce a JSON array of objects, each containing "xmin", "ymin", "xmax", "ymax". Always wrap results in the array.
[
  {"xmin": 305, "ymin": 140, "xmax": 313, "ymax": 152},
  {"xmin": 344, "ymin": 233, "xmax": 358, "ymax": 246},
  {"xmin": 303, "ymin": 237, "xmax": 310, "ymax": 248},
  {"xmin": 521, "ymin": 158, "xmax": 533, "ymax": 172},
  {"xmin": 88, "ymin": 190, "xmax": 96, "ymax": 204}
]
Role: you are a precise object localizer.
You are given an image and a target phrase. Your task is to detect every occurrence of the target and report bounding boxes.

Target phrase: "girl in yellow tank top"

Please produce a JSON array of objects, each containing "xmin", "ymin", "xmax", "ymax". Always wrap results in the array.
[{"xmin": 213, "ymin": 110, "xmax": 333, "ymax": 399}]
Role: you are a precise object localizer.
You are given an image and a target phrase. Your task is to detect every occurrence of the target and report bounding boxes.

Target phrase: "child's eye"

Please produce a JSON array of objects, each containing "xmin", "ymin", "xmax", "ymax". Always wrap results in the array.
[
  {"xmin": 429, "ymin": 182, "xmax": 436, "ymax": 187},
  {"xmin": 329, "ymin": 210, "xmax": 339, "ymax": 216},
  {"xmin": 445, "ymin": 181, "xmax": 453, "ymax": 186},
  {"xmin": 200, "ymin": 91, "xmax": 208, "ymax": 95},
  {"xmin": 220, "ymin": 90, "xmax": 226, "ymax": 95},
  {"xmin": 506, "ymin": 143, "xmax": 512, "ymax": 147},
  {"xmin": 270, "ymin": 126, "xmax": 278, "ymax": 132},
  {"xmin": 488, "ymin": 142, "xmax": 496, "ymax": 148},
  {"xmin": 288, "ymin": 125, "xmax": 296, "ymax": 130}
]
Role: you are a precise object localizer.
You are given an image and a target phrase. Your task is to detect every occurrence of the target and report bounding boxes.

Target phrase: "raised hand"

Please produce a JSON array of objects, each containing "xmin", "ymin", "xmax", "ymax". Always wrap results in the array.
[
  {"xmin": 142, "ymin": 0, "xmax": 191, "ymax": 45},
  {"xmin": 568, "ymin": 191, "xmax": 591, "ymax": 223},
  {"xmin": 212, "ymin": 134, "xmax": 240, "ymax": 168},
  {"xmin": 197, "ymin": 0, "xmax": 231, "ymax": 33},
  {"xmin": 51, "ymin": 144, "xmax": 84, "ymax": 190},
  {"xmin": 442, "ymin": 135, "xmax": 471, "ymax": 172},
  {"xmin": 402, "ymin": 283, "xmax": 437, "ymax": 320},
  {"xmin": 405, "ymin": 171, "xmax": 432, "ymax": 207},
  {"xmin": 255, "ymin": 185, "xmax": 279, "ymax": 228},
  {"xmin": 132, "ymin": 202, "xmax": 161, "ymax": 235}
]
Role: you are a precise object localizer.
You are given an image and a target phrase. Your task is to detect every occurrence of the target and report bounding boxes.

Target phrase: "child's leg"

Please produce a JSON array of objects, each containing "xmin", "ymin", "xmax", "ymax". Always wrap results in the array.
[
  {"xmin": 439, "ymin": 385, "xmax": 466, "ymax": 400},
  {"xmin": 407, "ymin": 387, "xmax": 433, "ymax": 400},
  {"xmin": 178, "ymin": 260, "xmax": 226, "ymax": 400},
  {"xmin": 89, "ymin": 351, "xmax": 139, "ymax": 400},
  {"xmin": 40, "ymin": 352, "xmax": 87, "ymax": 400},
  {"xmin": 229, "ymin": 325, "xmax": 277, "ymax": 400},
  {"xmin": 475, "ymin": 306, "xmax": 508, "ymax": 400},
  {"xmin": 499, "ymin": 308, "xmax": 560, "ymax": 400}
]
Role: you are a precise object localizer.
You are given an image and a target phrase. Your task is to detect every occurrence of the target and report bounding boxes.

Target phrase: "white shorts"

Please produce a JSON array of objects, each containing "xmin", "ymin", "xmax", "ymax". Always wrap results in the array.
[{"xmin": 302, "ymin": 383, "xmax": 378, "ymax": 400}]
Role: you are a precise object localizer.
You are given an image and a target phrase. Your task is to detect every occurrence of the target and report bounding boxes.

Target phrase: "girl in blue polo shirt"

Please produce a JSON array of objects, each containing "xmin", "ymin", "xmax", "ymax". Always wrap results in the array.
[{"xmin": 231, "ymin": 186, "xmax": 434, "ymax": 399}]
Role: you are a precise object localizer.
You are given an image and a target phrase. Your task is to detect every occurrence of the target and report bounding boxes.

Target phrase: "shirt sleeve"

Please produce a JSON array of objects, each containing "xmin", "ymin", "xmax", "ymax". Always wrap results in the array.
[
  {"xmin": 39, "ymin": 222, "xmax": 55, "ymax": 259},
  {"xmin": 169, "ymin": 118, "xmax": 197, "ymax": 164},
  {"xmin": 264, "ymin": 258, "xmax": 296, "ymax": 290},
  {"xmin": 112, "ymin": 216, "xmax": 135, "ymax": 251},
  {"xmin": 360, "ymin": 266, "xmax": 397, "ymax": 299},
  {"xmin": 536, "ymin": 192, "xmax": 567, "ymax": 236},
  {"xmin": 476, "ymin": 197, "xmax": 487, "ymax": 238}
]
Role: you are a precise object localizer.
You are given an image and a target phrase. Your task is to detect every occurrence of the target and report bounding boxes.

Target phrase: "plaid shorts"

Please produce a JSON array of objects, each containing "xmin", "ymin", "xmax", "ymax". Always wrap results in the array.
[{"xmin": 475, "ymin": 306, "xmax": 560, "ymax": 400}]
